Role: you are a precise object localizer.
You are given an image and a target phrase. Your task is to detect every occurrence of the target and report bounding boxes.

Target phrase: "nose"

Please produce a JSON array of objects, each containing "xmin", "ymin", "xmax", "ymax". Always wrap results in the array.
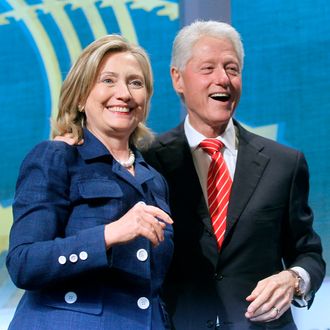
[
  {"xmin": 214, "ymin": 67, "xmax": 230, "ymax": 87},
  {"xmin": 115, "ymin": 81, "xmax": 131, "ymax": 101}
]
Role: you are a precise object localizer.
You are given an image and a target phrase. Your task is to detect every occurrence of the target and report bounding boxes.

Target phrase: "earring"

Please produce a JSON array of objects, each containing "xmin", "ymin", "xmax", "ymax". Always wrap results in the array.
[{"xmin": 78, "ymin": 105, "xmax": 85, "ymax": 112}]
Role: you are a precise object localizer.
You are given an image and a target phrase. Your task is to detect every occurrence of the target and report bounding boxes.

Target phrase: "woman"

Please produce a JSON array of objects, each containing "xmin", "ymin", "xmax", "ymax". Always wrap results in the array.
[{"xmin": 6, "ymin": 35, "xmax": 173, "ymax": 330}]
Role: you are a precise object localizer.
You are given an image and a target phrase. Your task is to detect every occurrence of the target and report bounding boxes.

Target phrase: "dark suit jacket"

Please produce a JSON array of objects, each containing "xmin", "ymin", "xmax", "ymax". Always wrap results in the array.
[{"xmin": 143, "ymin": 120, "xmax": 325, "ymax": 330}]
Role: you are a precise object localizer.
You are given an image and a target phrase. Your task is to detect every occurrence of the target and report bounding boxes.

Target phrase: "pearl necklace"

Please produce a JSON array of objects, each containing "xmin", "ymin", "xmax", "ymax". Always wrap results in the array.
[{"xmin": 117, "ymin": 149, "xmax": 135, "ymax": 168}]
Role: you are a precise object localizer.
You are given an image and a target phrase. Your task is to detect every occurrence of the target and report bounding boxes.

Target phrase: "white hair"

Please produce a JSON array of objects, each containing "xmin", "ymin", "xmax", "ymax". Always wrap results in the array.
[{"xmin": 171, "ymin": 20, "xmax": 244, "ymax": 71}]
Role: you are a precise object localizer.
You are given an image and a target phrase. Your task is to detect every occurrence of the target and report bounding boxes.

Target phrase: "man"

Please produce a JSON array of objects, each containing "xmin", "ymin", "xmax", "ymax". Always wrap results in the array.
[{"xmin": 143, "ymin": 20, "xmax": 325, "ymax": 329}]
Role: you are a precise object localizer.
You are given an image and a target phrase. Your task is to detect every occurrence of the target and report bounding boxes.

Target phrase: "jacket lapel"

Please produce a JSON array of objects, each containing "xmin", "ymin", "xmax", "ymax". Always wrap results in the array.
[
  {"xmin": 152, "ymin": 122, "xmax": 271, "ymax": 248},
  {"xmin": 154, "ymin": 125, "xmax": 212, "ymax": 232},
  {"xmin": 225, "ymin": 122, "xmax": 270, "ymax": 240}
]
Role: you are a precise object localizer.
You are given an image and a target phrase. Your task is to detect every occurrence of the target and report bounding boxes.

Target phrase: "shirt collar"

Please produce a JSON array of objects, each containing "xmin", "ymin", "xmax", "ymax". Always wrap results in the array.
[{"xmin": 184, "ymin": 116, "xmax": 237, "ymax": 154}]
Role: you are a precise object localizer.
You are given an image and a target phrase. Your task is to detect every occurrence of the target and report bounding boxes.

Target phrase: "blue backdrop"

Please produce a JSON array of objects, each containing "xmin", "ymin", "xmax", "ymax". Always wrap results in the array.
[
  {"xmin": 232, "ymin": 0, "xmax": 330, "ymax": 269},
  {"xmin": 1, "ymin": 0, "xmax": 329, "ymax": 328}
]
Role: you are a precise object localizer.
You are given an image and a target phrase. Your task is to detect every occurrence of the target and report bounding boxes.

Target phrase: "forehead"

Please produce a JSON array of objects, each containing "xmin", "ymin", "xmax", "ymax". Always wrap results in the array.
[
  {"xmin": 190, "ymin": 36, "xmax": 239, "ymax": 62},
  {"xmin": 99, "ymin": 51, "xmax": 143, "ymax": 73}
]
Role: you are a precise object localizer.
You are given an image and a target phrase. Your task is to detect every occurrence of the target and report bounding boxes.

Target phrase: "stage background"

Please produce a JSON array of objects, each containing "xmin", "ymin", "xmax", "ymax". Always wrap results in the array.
[
  {"xmin": 230, "ymin": 1, "xmax": 330, "ymax": 329},
  {"xmin": 0, "ymin": 0, "xmax": 329, "ymax": 329}
]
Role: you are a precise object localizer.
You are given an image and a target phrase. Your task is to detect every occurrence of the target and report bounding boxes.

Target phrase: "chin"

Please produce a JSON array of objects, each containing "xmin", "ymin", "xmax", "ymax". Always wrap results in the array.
[{"xmin": 213, "ymin": 111, "xmax": 233, "ymax": 121}]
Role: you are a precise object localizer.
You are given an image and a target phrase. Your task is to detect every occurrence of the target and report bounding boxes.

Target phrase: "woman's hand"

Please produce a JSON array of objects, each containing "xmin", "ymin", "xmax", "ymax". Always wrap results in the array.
[{"xmin": 104, "ymin": 201, "xmax": 173, "ymax": 248}]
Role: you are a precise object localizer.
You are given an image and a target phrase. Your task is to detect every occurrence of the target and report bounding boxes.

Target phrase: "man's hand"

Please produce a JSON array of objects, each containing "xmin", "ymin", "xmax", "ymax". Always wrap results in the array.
[
  {"xmin": 54, "ymin": 133, "xmax": 83, "ymax": 145},
  {"xmin": 245, "ymin": 270, "xmax": 296, "ymax": 322}
]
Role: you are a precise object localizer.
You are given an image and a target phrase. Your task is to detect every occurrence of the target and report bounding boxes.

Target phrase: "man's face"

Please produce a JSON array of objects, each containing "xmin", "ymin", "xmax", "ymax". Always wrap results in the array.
[{"xmin": 171, "ymin": 36, "xmax": 242, "ymax": 137}]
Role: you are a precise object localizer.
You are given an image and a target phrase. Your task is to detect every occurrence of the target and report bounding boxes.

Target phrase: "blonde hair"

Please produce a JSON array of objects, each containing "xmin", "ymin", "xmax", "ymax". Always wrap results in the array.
[{"xmin": 52, "ymin": 34, "xmax": 154, "ymax": 149}]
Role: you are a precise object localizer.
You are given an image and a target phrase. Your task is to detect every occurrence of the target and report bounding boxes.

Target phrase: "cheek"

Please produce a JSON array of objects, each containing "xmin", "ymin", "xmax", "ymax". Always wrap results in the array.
[
  {"xmin": 84, "ymin": 95, "xmax": 97, "ymax": 109},
  {"xmin": 186, "ymin": 76, "xmax": 210, "ymax": 94},
  {"xmin": 138, "ymin": 104, "xmax": 147, "ymax": 122},
  {"xmin": 231, "ymin": 77, "xmax": 242, "ymax": 94},
  {"xmin": 134, "ymin": 91, "xmax": 148, "ymax": 109},
  {"xmin": 89, "ymin": 86, "xmax": 111, "ymax": 102}
]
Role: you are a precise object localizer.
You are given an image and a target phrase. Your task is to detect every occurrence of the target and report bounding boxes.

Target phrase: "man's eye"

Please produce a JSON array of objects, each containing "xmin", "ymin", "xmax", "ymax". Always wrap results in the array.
[
  {"xmin": 200, "ymin": 68, "xmax": 213, "ymax": 75},
  {"xmin": 226, "ymin": 67, "xmax": 240, "ymax": 75},
  {"xmin": 201, "ymin": 67, "xmax": 213, "ymax": 72}
]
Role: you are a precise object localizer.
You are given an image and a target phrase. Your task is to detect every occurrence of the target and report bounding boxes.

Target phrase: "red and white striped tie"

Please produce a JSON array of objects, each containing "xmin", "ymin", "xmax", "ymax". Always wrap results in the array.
[{"xmin": 199, "ymin": 139, "xmax": 232, "ymax": 250}]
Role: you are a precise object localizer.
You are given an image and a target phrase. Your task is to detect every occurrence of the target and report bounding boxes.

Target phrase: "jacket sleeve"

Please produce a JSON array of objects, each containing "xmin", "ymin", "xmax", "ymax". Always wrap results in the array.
[
  {"xmin": 283, "ymin": 151, "xmax": 326, "ymax": 302},
  {"xmin": 6, "ymin": 142, "xmax": 109, "ymax": 290}
]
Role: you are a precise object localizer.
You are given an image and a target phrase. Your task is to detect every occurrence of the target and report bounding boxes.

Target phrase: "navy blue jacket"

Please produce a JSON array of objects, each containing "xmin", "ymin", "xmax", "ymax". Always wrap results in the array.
[{"xmin": 6, "ymin": 129, "xmax": 173, "ymax": 330}]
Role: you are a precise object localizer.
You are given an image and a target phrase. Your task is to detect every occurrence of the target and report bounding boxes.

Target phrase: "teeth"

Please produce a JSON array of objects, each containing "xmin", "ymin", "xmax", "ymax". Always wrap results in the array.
[
  {"xmin": 210, "ymin": 93, "xmax": 229, "ymax": 97},
  {"xmin": 109, "ymin": 107, "xmax": 130, "ymax": 113},
  {"xmin": 210, "ymin": 93, "xmax": 230, "ymax": 101}
]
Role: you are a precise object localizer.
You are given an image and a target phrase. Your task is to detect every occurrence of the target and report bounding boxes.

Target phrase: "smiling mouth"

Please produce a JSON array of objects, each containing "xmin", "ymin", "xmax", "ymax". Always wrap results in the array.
[
  {"xmin": 209, "ymin": 93, "xmax": 231, "ymax": 102},
  {"xmin": 107, "ymin": 106, "xmax": 131, "ymax": 113}
]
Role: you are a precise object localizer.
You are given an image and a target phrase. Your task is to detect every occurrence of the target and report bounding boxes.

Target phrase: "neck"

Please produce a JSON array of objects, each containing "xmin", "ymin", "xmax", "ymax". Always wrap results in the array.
[{"xmin": 189, "ymin": 120, "xmax": 229, "ymax": 138}]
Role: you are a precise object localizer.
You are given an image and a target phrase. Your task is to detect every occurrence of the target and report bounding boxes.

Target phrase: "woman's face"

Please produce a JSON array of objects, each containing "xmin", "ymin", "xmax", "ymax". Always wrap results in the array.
[{"xmin": 84, "ymin": 51, "xmax": 147, "ymax": 142}]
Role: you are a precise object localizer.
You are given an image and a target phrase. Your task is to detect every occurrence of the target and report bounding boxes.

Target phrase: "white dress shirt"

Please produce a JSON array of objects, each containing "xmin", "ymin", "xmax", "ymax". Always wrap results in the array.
[
  {"xmin": 183, "ymin": 115, "xmax": 311, "ymax": 306},
  {"xmin": 184, "ymin": 116, "xmax": 238, "ymax": 205}
]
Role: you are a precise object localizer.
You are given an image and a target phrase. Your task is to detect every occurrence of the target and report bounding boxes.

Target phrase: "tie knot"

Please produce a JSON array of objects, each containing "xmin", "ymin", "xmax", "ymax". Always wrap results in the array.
[{"xmin": 199, "ymin": 138, "xmax": 224, "ymax": 156}]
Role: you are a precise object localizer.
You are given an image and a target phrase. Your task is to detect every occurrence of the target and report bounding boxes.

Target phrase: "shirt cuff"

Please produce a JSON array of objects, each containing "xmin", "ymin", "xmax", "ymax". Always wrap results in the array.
[{"xmin": 291, "ymin": 266, "xmax": 311, "ymax": 307}]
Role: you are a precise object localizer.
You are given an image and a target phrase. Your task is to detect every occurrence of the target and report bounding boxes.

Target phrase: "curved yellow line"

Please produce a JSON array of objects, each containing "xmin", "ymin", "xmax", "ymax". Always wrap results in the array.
[
  {"xmin": 80, "ymin": 2, "xmax": 108, "ymax": 39},
  {"xmin": 77, "ymin": 0, "xmax": 138, "ymax": 44},
  {"xmin": 107, "ymin": 1, "xmax": 138, "ymax": 44},
  {"xmin": 0, "ymin": 206, "xmax": 12, "ymax": 252},
  {"xmin": 42, "ymin": 1, "xmax": 83, "ymax": 63},
  {"xmin": 7, "ymin": 0, "xmax": 62, "ymax": 132}
]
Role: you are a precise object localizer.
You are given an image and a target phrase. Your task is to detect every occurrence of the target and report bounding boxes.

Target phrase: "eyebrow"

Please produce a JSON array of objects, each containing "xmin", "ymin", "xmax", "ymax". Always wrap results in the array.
[
  {"xmin": 99, "ymin": 71, "xmax": 117, "ymax": 77},
  {"xmin": 99, "ymin": 71, "xmax": 144, "ymax": 80}
]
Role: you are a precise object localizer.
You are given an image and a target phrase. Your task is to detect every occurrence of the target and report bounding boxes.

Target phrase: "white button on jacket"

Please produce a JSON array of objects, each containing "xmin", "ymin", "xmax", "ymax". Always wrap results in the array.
[
  {"xmin": 136, "ymin": 249, "xmax": 148, "ymax": 262},
  {"xmin": 137, "ymin": 297, "xmax": 150, "ymax": 309},
  {"xmin": 69, "ymin": 254, "xmax": 78, "ymax": 263},
  {"xmin": 64, "ymin": 291, "xmax": 77, "ymax": 304},
  {"xmin": 79, "ymin": 251, "xmax": 88, "ymax": 261},
  {"xmin": 58, "ymin": 256, "xmax": 66, "ymax": 265}
]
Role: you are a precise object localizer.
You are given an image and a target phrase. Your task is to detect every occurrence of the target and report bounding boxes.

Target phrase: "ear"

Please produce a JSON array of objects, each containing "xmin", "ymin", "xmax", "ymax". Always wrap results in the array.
[{"xmin": 170, "ymin": 67, "xmax": 184, "ymax": 94}]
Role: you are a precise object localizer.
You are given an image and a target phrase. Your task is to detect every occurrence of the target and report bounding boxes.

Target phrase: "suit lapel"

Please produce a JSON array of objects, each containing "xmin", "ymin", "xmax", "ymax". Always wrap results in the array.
[
  {"xmin": 154, "ymin": 125, "xmax": 212, "ymax": 232},
  {"xmin": 153, "ymin": 122, "xmax": 271, "ymax": 248},
  {"xmin": 225, "ymin": 123, "xmax": 270, "ymax": 240}
]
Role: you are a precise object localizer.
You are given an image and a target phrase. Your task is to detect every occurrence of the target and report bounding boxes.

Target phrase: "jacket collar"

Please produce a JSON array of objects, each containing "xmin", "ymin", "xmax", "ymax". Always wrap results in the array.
[
  {"xmin": 77, "ymin": 128, "xmax": 146, "ymax": 165},
  {"xmin": 77, "ymin": 128, "xmax": 111, "ymax": 161},
  {"xmin": 77, "ymin": 128, "xmax": 155, "ymax": 195}
]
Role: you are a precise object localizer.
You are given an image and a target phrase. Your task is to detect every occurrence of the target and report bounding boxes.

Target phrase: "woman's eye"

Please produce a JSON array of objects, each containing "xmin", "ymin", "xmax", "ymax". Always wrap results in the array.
[
  {"xmin": 129, "ymin": 80, "xmax": 144, "ymax": 88},
  {"xmin": 103, "ymin": 78, "xmax": 114, "ymax": 84}
]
